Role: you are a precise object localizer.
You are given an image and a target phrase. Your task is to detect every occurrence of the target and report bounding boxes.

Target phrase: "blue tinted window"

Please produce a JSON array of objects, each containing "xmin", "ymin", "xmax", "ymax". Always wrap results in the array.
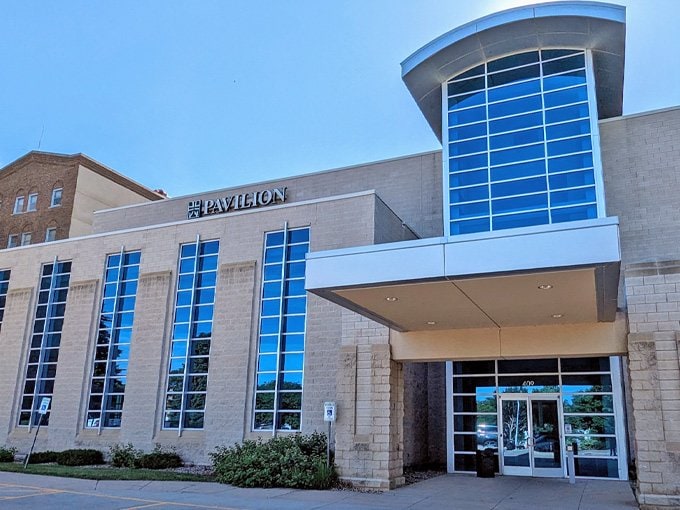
[
  {"xmin": 490, "ymin": 127, "xmax": 543, "ymax": 150},
  {"xmin": 449, "ymin": 122, "xmax": 487, "ymax": 141},
  {"xmin": 543, "ymin": 70, "xmax": 586, "ymax": 91},
  {"xmin": 548, "ymin": 153, "xmax": 593, "ymax": 173},
  {"xmin": 288, "ymin": 229, "xmax": 309, "ymax": 244},
  {"xmin": 450, "ymin": 138, "xmax": 487, "ymax": 156},
  {"xmin": 450, "ymin": 170, "xmax": 488, "ymax": 187},
  {"xmin": 551, "ymin": 187, "xmax": 596, "ymax": 207},
  {"xmin": 451, "ymin": 153, "xmax": 487, "ymax": 171},
  {"xmin": 488, "ymin": 95, "xmax": 542, "ymax": 119},
  {"xmin": 492, "ymin": 193, "xmax": 548, "ymax": 214},
  {"xmin": 488, "ymin": 79, "xmax": 540, "ymax": 103},
  {"xmin": 450, "ymin": 217, "xmax": 490, "ymax": 235},
  {"xmin": 491, "ymin": 177, "xmax": 546, "ymax": 198},
  {"xmin": 488, "ymin": 64, "xmax": 539, "ymax": 88},
  {"xmin": 266, "ymin": 232, "xmax": 284, "ymax": 246},
  {"xmin": 548, "ymin": 170, "xmax": 595, "ymax": 189},
  {"xmin": 490, "ymin": 112, "xmax": 542, "ymax": 134},
  {"xmin": 544, "ymin": 86, "xmax": 587, "ymax": 108},
  {"xmin": 448, "ymin": 91, "xmax": 485, "ymax": 111},
  {"xmin": 547, "ymin": 135, "xmax": 592, "ymax": 157},
  {"xmin": 449, "ymin": 106, "xmax": 486, "ymax": 126},
  {"xmin": 542, "ymin": 54, "xmax": 585, "ymax": 76},
  {"xmin": 490, "ymin": 143, "xmax": 544, "ymax": 166},
  {"xmin": 493, "ymin": 210, "xmax": 550, "ymax": 230},
  {"xmin": 545, "ymin": 103, "xmax": 589, "ymax": 123},
  {"xmin": 450, "ymin": 185, "xmax": 489, "ymax": 203},
  {"xmin": 451, "ymin": 201, "xmax": 489, "ymax": 219},
  {"xmin": 491, "ymin": 160, "xmax": 545, "ymax": 181},
  {"xmin": 448, "ymin": 77, "xmax": 485, "ymax": 96},
  {"xmin": 488, "ymin": 51, "xmax": 539, "ymax": 73},
  {"xmin": 541, "ymin": 49, "xmax": 580, "ymax": 60},
  {"xmin": 551, "ymin": 204, "xmax": 597, "ymax": 223},
  {"xmin": 546, "ymin": 119, "xmax": 590, "ymax": 140}
]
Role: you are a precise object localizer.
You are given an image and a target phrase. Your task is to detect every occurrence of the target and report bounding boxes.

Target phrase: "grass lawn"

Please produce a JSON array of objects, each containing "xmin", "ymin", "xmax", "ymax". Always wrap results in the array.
[{"xmin": 0, "ymin": 462, "xmax": 214, "ymax": 482}]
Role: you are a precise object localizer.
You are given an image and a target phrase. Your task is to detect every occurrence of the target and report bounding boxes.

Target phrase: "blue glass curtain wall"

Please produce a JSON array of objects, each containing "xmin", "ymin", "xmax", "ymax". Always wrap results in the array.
[
  {"xmin": 163, "ymin": 239, "xmax": 219, "ymax": 430},
  {"xmin": 19, "ymin": 260, "xmax": 71, "ymax": 426},
  {"xmin": 85, "ymin": 250, "xmax": 141, "ymax": 429},
  {"xmin": 446, "ymin": 50, "xmax": 600, "ymax": 235},
  {"xmin": 254, "ymin": 226, "xmax": 309, "ymax": 432}
]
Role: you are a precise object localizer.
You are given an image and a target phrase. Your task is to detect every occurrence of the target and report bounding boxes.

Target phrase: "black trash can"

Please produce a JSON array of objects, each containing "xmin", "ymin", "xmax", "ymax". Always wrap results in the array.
[{"xmin": 476, "ymin": 448, "xmax": 495, "ymax": 478}]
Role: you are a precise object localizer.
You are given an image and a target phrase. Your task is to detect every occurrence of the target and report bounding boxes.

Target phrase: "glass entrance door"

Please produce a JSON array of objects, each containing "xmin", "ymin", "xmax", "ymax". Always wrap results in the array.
[{"xmin": 500, "ymin": 395, "xmax": 563, "ymax": 477}]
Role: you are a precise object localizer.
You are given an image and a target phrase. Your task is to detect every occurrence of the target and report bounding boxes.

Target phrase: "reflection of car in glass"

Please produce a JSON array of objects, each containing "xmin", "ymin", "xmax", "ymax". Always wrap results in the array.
[
  {"xmin": 533, "ymin": 434, "xmax": 558, "ymax": 452},
  {"xmin": 477, "ymin": 424, "xmax": 498, "ymax": 449}
]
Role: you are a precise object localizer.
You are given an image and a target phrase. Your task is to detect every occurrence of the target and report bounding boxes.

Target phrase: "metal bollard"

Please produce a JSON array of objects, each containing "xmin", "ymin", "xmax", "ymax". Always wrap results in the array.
[{"xmin": 567, "ymin": 445, "xmax": 575, "ymax": 484}]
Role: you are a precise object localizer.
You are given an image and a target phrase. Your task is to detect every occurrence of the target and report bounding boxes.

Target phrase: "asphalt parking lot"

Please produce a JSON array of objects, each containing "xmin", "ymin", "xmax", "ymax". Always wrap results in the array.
[{"xmin": 0, "ymin": 471, "xmax": 638, "ymax": 510}]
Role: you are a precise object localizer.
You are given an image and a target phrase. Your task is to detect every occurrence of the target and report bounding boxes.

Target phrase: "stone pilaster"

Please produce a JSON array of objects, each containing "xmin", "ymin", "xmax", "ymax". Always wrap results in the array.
[
  {"xmin": 334, "ymin": 310, "xmax": 404, "ymax": 489},
  {"xmin": 625, "ymin": 261, "xmax": 680, "ymax": 509}
]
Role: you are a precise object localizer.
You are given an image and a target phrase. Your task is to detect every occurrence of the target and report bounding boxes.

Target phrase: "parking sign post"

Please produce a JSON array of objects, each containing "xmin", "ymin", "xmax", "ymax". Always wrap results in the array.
[
  {"xmin": 324, "ymin": 402, "xmax": 336, "ymax": 468},
  {"xmin": 24, "ymin": 397, "xmax": 51, "ymax": 468}
]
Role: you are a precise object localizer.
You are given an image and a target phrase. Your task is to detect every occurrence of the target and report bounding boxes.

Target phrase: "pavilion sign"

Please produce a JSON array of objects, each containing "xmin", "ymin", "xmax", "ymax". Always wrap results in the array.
[{"xmin": 187, "ymin": 187, "xmax": 287, "ymax": 219}]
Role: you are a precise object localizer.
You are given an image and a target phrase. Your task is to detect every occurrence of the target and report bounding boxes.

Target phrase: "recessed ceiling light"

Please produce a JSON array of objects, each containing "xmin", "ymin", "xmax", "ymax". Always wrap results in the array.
[
  {"xmin": 426, "ymin": 321, "xmax": 437, "ymax": 325},
  {"xmin": 385, "ymin": 296, "xmax": 398, "ymax": 302},
  {"xmin": 551, "ymin": 313, "xmax": 564, "ymax": 318},
  {"xmin": 538, "ymin": 284, "xmax": 553, "ymax": 290}
]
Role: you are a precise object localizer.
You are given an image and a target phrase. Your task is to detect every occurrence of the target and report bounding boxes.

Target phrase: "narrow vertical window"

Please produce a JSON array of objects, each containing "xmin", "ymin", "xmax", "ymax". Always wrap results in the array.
[
  {"xmin": 13, "ymin": 196, "xmax": 25, "ymax": 214},
  {"xmin": 163, "ymin": 239, "xmax": 218, "ymax": 430},
  {"xmin": 85, "ymin": 251, "xmax": 140, "ymax": 429},
  {"xmin": 254, "ymin": 226, "xmax": 309, "ymax": 431},
  {"xmin": 19, "ymin": 260, "xmax": 71, "ymax": 426},
  {"xmin": 0, "ymin": 269, "xmax": 10, "ymax": 332},
  {"xmin": 7, "ymin": 235, "xmax": 18, "ymax": 248},
  {"xmin": 45, "ymin": 228, "xmax": 57, "ymax": 243},
  {"xmin": 27, "ymin": 193, "xmax": 38, "ymax": 212},
  {"xmin": 21, "ymin": 232, "xmax": 32, "ymax": 246},
  {"xmin": 50, "ymin": 188, "xmax": 62, "ymax": 207}
]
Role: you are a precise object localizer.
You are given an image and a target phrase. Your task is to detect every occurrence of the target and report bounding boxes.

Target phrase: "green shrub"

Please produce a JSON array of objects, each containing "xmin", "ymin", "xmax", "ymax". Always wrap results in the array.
[
  {"xmin": 109, "ymin": 443, "xmax": 143, "ymax": 468},
  {"xmin": 27, "ymin": 450, "xmax": 59, "ymax": 464},
  {"xmin": 137, "ymin": 444, "xmax": 182, "ymax": 469},
  {"xmin": 0, "ymin": 446, "xmax": 16, "ymax": 463},
  {"xmin": 56, "ymin": 449, "xmax": 104, "ymax": 466},
  {"xmin": 210, "ymin": 432, "xmax": 335, "ymax": 489}
]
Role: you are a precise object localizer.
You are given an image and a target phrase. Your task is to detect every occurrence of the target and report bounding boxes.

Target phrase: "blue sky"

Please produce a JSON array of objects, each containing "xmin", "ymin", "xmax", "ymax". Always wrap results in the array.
[{"xmin": 1, "ymin": 0, "xmax": 678, "ymax": 196}]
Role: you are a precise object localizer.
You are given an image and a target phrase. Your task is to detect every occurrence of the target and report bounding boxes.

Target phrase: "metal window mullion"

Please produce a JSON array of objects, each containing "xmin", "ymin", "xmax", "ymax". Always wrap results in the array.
[
  {"xmin": 31, "ymin": 256, "xmax": 58, "ymax": 430},
  {"xmin": 98, "ymin": 247, "xmax": 125, "ymax": 434},
  {"xmin": 179, "ymin": 234, "xmax": 201, "ymax": 436},
  {"xmin": 484, "ymin": 65, "xmax": 492, "ymax": 231},
  {"xmin": 272, "ymin": 222, "xmax": 289, "ymax": 436}
]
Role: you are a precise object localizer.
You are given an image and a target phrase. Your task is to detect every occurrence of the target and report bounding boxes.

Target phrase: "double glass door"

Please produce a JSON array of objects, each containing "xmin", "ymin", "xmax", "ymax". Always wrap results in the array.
[{"xmin": 500, "ymin": 395, "xmax": 563, "ymax": 477}]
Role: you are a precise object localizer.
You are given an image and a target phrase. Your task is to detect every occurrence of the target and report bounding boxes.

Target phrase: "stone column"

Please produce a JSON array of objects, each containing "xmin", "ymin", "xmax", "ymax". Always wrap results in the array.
[
  {"xmin": 334, "ymin": 311, "xmax": 404, "ymax": 489},
  {"xmin": 625, "ymin": 261, "xmax": 680, "ymax": 509}
]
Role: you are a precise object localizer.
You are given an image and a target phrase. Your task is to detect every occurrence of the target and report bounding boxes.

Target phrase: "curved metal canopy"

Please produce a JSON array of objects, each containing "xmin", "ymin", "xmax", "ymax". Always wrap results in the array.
[{"xmin": 401, "ymin": 1, "xmax": 626, "ymax": 140}]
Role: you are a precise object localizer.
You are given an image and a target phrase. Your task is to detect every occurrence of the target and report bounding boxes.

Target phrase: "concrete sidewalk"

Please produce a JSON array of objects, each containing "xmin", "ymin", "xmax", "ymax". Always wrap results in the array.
[{"xmin": 0, "ymin": 471, "xmax": 639, "ymax": 509}]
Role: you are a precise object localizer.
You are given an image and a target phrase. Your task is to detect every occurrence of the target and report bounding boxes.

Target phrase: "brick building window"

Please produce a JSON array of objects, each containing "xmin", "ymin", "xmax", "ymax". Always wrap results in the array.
[
  {"xmin": 20, "ymin": 232, "xmax": 31, "ymax": 246},
  {"xmin": 7, "ymin": 235, "xmax": 18, "ymax": 248},
  {"xmin": 45, "ymin": 228, "xmax": 57, "ymax": 243},
  {"xmin": 13, "ymin": 196, "xmax": 25, "ymax": 214},
  {"xmin": 253, "ymin": 226, "xmax": 309, "ymax": 432},
  {"xmin": 50, "ymin": 188, "xmax": 62, "ymax": 207},
  {"xmin": 27, "ymin": 193, "xmax": 38, "ymax": 212}
]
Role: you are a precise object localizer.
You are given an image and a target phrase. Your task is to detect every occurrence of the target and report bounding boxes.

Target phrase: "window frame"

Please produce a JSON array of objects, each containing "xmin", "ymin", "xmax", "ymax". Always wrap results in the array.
[
  {"xmin": 13, "ymin": 196, "xmax": 25, "ymax": 214},
  {"xmin": 7, "ymin": 235, "xmax": 18, "ymax": 249},
  {"xmin": 20, "ymin": 232, "xmax": 32, "ymax": 246},
  {"xmin": 45, "ymin": 228, "xmax": 57, "ymax": 243},
  {"xmin": 50, "ymin": 188, "xmax": 63, "ymax": 208},
  {"xmin": 27, "ymin": 193, "xmax": 38, "ymax": 212}
]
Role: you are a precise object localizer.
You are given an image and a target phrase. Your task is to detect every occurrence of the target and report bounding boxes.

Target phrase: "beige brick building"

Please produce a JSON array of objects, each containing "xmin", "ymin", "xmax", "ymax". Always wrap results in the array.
[{"xmin": 1, "ymin": 3, "xmax": 680, "ymax": 509}]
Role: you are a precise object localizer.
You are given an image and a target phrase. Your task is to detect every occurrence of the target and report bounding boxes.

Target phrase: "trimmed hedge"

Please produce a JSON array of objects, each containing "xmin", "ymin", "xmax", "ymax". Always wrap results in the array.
[
  {"xmin": 27, "ymin": 450, "xmax": 59, "ymax": 464},
  {"xmin": 137, "ymin": 451, "xmax": 182, "ymax": 469},
  {"xmin": 56, "ymin": 449, "xmax": 104, "ymax": 466},
  {"xmin": 0, "ymin": 446, "xmax": 16, "ymax": 463},
  {"xmin": 210, "ymin": 432, "xmax": 335, "ymax": 489},
  {"xmin": 109, "ymin": 443, "xmax": 183, "ymax": 469}
]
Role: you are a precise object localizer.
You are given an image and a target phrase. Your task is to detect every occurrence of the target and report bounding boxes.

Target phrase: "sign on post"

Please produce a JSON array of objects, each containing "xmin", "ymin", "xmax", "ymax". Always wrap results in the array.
[
  {"xmin": 38, "ymin": 397, "xmax": 51, "ymax": 415},
  {"xmin": 324, "ymin": 402, "xmax": 336, "ymax": 422}
]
